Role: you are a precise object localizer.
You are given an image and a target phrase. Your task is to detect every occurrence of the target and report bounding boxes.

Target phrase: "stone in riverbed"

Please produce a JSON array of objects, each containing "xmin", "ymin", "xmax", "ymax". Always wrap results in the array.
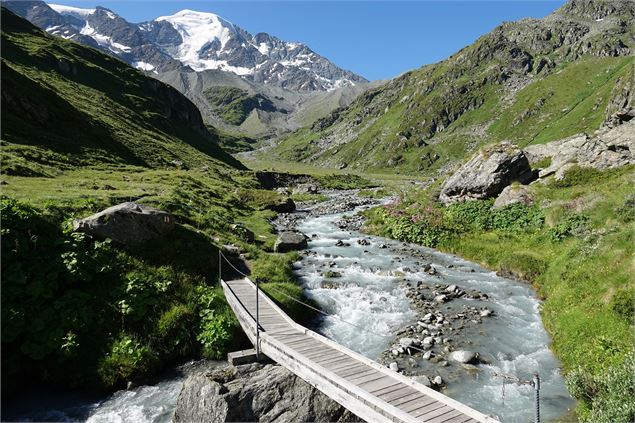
[
  {"xmin": 389, "ymin": 362, "xmax": 399, "ymax": 372},
  {"xmin": 449, "ymin": 350, "xmax": 480, "ymax": 364},
  {"xmin": 274, "ymin": 231, "xmax": 308, "ymax": 253},
  {"xmin": 415, "ymin": 375, "xmax": 432, "ymax": 387}
]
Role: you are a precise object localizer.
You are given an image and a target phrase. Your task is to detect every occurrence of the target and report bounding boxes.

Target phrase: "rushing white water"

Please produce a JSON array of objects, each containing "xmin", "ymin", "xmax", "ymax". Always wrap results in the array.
[{"xmin": 295, "ymin": 205, "xmax": 575, "ymax": 422}]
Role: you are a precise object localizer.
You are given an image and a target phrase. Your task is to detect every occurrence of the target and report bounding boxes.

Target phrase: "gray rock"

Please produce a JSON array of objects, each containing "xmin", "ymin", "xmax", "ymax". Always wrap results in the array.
[
  {"xmin": 274, "ymin": 231, "xmax": 308, "ymax": 253},
  {"xmin": 173, "ymin": 363, "xmax": 359, "ymax": 422},
  {"xmin": 433, "ymin": 376, "xmax": 443, "ymax": 386},
  {"xmin": 493, "ymin": 184, "xmax": 534, "ymax": 209},
  {"xmin": 389, "ymin": 362, "xmax": 399, "ymax": 372},
  {"xmin": 449, "ymin": 350, "xmax": 480, "ymax": 364},
  {"xmin": 415, "ymin": 375, "xmax": 432, "ymax": 387},
  {"xmin": 230, "ymin": 224, "xmax": 255, "ymax": 243},
  {"xmin": 73, "ymin": 202, "xmax": 174, "ymax": 246},
  {"xmin": 266, "ymin": 198, "xmax": 296, "ymax": 213},
  {"xmin": 293, "ymin": 184, "xmax": 319, "ymax": 195},
  {"xmin": 439, "ymin": 142, "xmax": 535, "ymax": 205}
]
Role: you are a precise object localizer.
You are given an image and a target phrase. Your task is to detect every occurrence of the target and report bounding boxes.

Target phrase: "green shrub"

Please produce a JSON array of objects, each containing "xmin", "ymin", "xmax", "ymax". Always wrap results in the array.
[
  {"xmin": 444, "ymin": 200, "xmax": 492, "ymax": 231},
  {"xmin": 609, "ymin": 289, "xmax": 635, "ymax": 322},
  {"xmin": 316, "ymin": 174, "xmax": 376, "ymax": 190},
  {"xmin": 155, "ymin": 304, "xmax": 196, "ymax": 358},
  {"xmin": 195, "ymin": 286, "xmax": 236, "ymax": 359},
  {"xmin": 488, "ymin": 203, "xmax": 545, "ymax": 232},
  {"xmin": 98, "ymin": 335, "xmax": 158, "ymax": 388},
  {"xmin": 548, "ymin": 214, "xmax": 589, "ymax": 241},
  {"xmin": 251, "ymin": 252, "xmax": 300, "ymax": 284},
  {"xmin": 566, "ymin": 353, "xmax": 635, "ymax": 423}
]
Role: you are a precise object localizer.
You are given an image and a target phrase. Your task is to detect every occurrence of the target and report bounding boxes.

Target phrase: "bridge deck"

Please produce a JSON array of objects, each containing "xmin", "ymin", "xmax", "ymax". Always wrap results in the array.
[{"xmin": 221, "ymin": 278, "xmax": 498, "ymax": 423}]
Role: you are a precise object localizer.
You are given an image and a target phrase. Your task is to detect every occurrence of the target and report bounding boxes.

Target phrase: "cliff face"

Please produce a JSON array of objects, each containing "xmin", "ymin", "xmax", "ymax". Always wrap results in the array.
[{"xmin": 173, "ymin": 363, "xmax": 360, "ymax": 422}]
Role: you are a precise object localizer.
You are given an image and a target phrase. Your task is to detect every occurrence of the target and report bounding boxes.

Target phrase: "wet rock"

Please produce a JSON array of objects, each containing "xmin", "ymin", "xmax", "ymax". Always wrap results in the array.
[
  {"xmin": 449, "ymin": 350, "xmax": 480, "ymax": 364},
  {"xmin": 434, "ymin": 295, "xmax": 449, "ymax": 303},
  {"xmin": 480, "ymin": 309, "xmax": 494, "ymax": 317},
  {"xmin": 73, "ymin": 202, "xmax": 174, "ymax": 246},
  {"xmin": 389, "ymin": 362, "xmax": 399, "ymax": 372},
  {"xmin": 274, "ymin": 231, "xmax": 308, "ymax": 253},
  {"xmin": 357, "ymin": 238, "xmax": 371, "ymax": 246},
  {"xmin": 335, "ymin": 240, "xmax": 351, "ymax": 247},
  {"xmin": 415, "ymin": 375, "xmax": 432, "ymax": 387},
  {"xmin": 173, "ymin": 363, "xmax": 357, "ymax": 422},
  {"xmin": 433, "ymin": 376, "xmax": 444, "ymax": 386},
  {"xmin": 323, "ymin": 270, "xmax": 342, "ymax": 278}
]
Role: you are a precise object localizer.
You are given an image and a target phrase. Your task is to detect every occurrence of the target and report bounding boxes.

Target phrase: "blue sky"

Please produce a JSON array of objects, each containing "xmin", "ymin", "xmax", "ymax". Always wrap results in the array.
[{"xmin": 52, "ymin": 1, "xmax": 565, "ymax": 80}]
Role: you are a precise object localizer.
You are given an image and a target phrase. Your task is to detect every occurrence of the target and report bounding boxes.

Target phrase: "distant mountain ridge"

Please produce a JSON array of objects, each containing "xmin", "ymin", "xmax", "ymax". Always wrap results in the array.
[
  {"xmin": 3, "ymin": 1, "xmax": 367, "ymax": 92},
  {"xmin": 266, "ymin": 0, "xmax": 635, "ymax": 172}
]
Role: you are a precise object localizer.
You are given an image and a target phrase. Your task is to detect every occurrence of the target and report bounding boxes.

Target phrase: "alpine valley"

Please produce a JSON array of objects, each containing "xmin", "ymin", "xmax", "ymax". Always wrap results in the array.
[{"xmin": 1, "ymin": 1, "xmax": 634, "ymax": 423}]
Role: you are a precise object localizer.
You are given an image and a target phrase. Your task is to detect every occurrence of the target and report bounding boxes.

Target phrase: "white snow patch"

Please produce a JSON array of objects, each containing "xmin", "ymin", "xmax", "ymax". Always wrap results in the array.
[
  {"xmin": 45, "ymin": 25, "xmax": 62, "ymax": 32},
  {"xmin": 156, "ymin": 9, "xmax": 238, "ymax": 71},
  {"xmin": 194, "ymin": 59, "xmax": 252, "ymax": 75},
  {"xmin": 257, "ymin": 42, "xmax": 270, "ymax": 55},
  {"xmin": 49, "ymin": 4, "xmax": 95, "ymax": 17},
  {"xmin": 103, "ymin": 10, "xmax": 117, "ymax": 19},
  {"xmin": 133, "ymin": 61, "xmax": 155, "ymax": 71},
  {"xmin": 80, "ymin": 23, "xmax": 131, "ymax": 53}
]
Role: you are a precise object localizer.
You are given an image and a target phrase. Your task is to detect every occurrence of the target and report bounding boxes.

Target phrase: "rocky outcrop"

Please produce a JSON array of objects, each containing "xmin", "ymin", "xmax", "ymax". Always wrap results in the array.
[
  {"xmin": 493, "ymin": 184, "xmax": 534, "ymax": 208},
  {"xmin": 525, "ymin": 121, "xmax": 635, "ymax": 178},
  {"xmin": 73, "ymin": 202, "xmax": 174, "ymax": 246},
  {"xmin": 173, "ymin": 363, "xmax": 359, "ymax": 423},
  {"xmin": 439, "ymin": 142, "xmax": 535, "ymax": 204},
  {"xmin": 266, "ymin": 198, "xmax": 296, "ymax": 213},
  {"xmin": 604, "ymin": 68, "xmax": 635, "ymax": 128},
  {"xmin": 274, "ymin": 231, "xmax": 308, "ymax": 253}
]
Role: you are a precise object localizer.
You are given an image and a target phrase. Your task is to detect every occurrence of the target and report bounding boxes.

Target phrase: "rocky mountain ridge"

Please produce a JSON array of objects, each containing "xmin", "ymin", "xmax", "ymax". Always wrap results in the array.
[
  {"xmin": 267, "ymin": 0, "xmax": 634, "ymax": 173},
  {"xmin": 3, "ymin": 1, "xmax": 367, "ymax": 92}
]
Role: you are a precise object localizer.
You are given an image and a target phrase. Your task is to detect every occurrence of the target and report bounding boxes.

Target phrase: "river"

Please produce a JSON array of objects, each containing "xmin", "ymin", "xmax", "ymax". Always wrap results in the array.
[{"xmin": 4, "ymin": 195, "xmax": 574, "ymax": 422}]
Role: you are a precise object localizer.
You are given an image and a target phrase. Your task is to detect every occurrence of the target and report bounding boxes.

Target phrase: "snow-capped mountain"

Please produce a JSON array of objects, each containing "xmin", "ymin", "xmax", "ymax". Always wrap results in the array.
[{"xmin": 3, "ymin": 1, "xmax": 367, "ymax": 91}]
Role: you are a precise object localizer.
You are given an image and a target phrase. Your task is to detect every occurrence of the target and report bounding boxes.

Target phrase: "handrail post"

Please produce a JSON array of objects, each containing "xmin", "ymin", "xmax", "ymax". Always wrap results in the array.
[
  {"xmin": 218, "ymin": 250, "xmax": 221, "ymax": 284},
  {"xmin": 256, "ymin": 277, "xmax": 260, "ymax": 359},
  {"xmin": 533, "ymin": 373, "xmax": 540, "ymax": 423}
]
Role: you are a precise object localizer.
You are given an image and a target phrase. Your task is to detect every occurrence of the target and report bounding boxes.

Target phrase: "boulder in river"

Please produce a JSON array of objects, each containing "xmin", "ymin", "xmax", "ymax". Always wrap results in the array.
[
  {"xmin": 439, "ymin": 142, "xmax": 535, "ymax": 205},
  {"xmin": 274, "ymin": 231, "xmax": 308, "ymax": 253},
  {"xmin": 73, "ymin": 202, "xmax": 174, "ymax": 246},
  {"xmin": 174, "ymin": 363, "xmax": 358, "ymax": 422},
  {"xmin": 449, "ymin": 350, "xmax": 480, "ymax": 364}
]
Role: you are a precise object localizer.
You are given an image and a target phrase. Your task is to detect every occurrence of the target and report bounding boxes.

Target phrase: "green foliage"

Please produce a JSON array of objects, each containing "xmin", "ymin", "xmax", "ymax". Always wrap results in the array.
[
  {"xmin": 155, "ymin": 304, "xmax": 196, "ymax": 359},
  {"xmin": 566, "ymin": 353, "xmax": 635, "ymax": 423},
  {"xmin": 488, "ymin": 203, "xmax": 545, "ymax": 232},
  {"xmin": 195, "ymin": 286, "xmax": 238, "ymax": 359},
  {"xmin": 98, "ymin": 335, "xmax": 158, "ymax": 388},
  {"xmin": 548, "ymin": 214, "xmax": 589, "ymax": 241},
  {"xmin": 609, "ymin": 288, "xmax": 635, "ymax": 323},
  {"xmin": 251, "ymin": 252, "xmax": 300, "ymax": 284},
  {"xmin": 553, "ymin": 165, "xmax": 607, "ymax": 188}
]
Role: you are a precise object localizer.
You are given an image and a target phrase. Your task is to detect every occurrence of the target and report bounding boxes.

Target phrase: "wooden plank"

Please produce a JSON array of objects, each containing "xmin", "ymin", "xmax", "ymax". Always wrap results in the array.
[
  {"xmin": 400, "ymin": 396, "xmax": 436, "ymax": 413},
  {"xmin": 388, "ymin": 391, "xmax": 426, "ymax": 408},
  {"xmin": 349, "ymin": 373, "xmax": 386, "ymax": 387},
  {"xmin": 370, "ymin": 381, "xmax": 404, "ymax": 396},
  {"xmin": 306, "ymin": 349, "xmax": 343, "ymax": 361},
  {"xmin": 419, "ymin": 405, "xmax": 454, "ymax": 421},
  {"xmin": 378, "ymin": 386, "xmax": 415, "ymax": 402},
  {"xmin": 427, "ymin": 409, "xmax": 464, "ymax": 423},
  {"xmin": 411, "ymin": 402, "xmax": 447, "ymax": 418},
  {"xmin": 361, "ymin": 378, "xmax": 400, "ymax": 393},
  {"xmin": 341, "ymin": 367, "xmax": 377, "ymax": 381},
  {"xmin": 329, "ymin": 361, "xmax": 368, "ymax": 375},
  {"xmin": 315, "ymin": 354, "xmax": 354, "ymax": 367}
]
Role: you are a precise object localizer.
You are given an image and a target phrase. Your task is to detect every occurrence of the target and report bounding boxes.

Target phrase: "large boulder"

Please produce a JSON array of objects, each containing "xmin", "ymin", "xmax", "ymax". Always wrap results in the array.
[
  {"xmin": 493, "ymin": 184, "xmax": 534, "ymax": 208},
  {"xmin": 274, "ymin": 231, "xmax": 308, "ymax": 253},
  {"xmin": 265, "ymin": 198, "xmax": 296, "ymax": 213},
  {"xmin": 449, "ymin": 350, "xmax": 480, "ymax": 364},
  {"xmin": 439, "ymin": 142, "xmax": 535, "ymax": 205},
  {"xmin": 173, "ymin": 363, "xmax": 359, "ymax": 423},
  {"xmin": 73, "ymin": 202, "xmax": 174, "ymax": 246}
]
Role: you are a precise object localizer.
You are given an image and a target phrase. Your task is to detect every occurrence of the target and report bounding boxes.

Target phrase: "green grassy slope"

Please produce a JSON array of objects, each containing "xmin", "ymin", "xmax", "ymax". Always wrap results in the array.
[
  {"xmin": 0, "ymin": 10, "xmax": 311, "ymax": 397},
  {"xmin": 0, "ymin": 8, "xmax": 242, "ymax": 176},
  {"xmin": 266, "ymin": 0, "xmax": 635, "ymax": 174}
]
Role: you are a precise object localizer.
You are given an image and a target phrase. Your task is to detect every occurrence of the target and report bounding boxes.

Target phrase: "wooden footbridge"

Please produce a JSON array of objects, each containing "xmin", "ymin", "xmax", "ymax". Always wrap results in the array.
[{"xmin": 221, "ymin": 277, "xmax": 499, "ymax": 423}]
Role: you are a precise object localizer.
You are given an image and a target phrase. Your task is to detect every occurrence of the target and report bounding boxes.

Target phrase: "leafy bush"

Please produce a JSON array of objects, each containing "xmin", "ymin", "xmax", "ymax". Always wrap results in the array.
[
  {"xmin": 155, "ymin": 304, "xmax": 196, "ymax": 359},
  {"xmin": 609, "ymin": 289, "xmax": 635, "ymax": 322},
  {"xmin": 444, "ymin": 200, "xmax": 492, "ymax": 231},
  {"xmin": 488, "ymin": 203, "xmax": 544, "ymax": 232},
  {"xmin": 195, "ymin": 286, "xmax": 236, "ymax": 359},
  {"xmin": 251, "ymin": 252, "xmax": 300, "ymax": 284},
  {"xmin": 566, "ymin": 353, "xmax": 635, "ymax": 423},
  {"xmin": 548, "ymin": 214, "xmax": 589, "ymax": 241},
  {"xmin": 98, "ymin": 335, "xmax": 158, "ymax": 388}
]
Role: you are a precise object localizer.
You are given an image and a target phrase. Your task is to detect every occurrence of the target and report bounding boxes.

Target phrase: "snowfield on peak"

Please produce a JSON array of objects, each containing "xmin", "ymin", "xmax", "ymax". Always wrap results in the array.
[
  {"xmin": 156, "ymin": 10, "xmax": 238, "ymax": 71},
  {"xmin": 48, "ymin": 3, "xmax": 95, "ymax": 17}
]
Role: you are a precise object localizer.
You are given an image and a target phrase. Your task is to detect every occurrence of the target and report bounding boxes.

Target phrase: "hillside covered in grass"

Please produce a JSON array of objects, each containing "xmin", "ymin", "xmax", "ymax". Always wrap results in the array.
[
  {"xmin": 0, "ymin": 8, "xmax": 242, "ymax": 177},
  {"xmin": 0, "ymin": 9, "xmax": 313, "ymax": 397},
  {"xmin": 266, "ymin": 0, "xmax": 634, "ymax": 174}
]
